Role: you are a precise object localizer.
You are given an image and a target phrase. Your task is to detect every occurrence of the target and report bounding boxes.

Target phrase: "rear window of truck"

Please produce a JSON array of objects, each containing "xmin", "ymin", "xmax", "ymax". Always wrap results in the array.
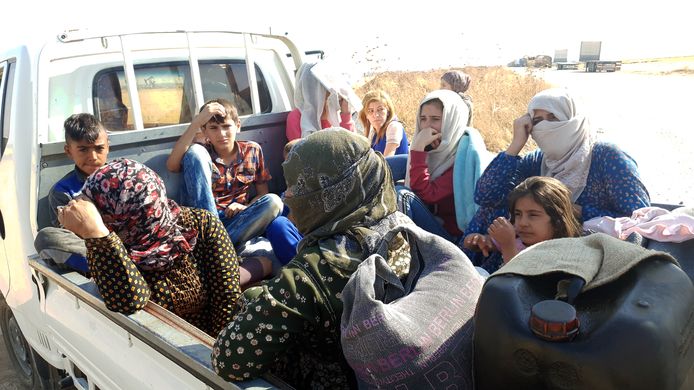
[{"xmin": 93, "ymin": 60, "xmax": 272, "ymax": 130}]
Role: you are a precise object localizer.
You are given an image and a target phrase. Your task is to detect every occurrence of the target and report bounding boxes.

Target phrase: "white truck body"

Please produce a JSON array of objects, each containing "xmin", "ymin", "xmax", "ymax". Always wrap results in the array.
[{"xmin": 0, "ymin": 29, "xmax": 303, "ymax": 390}]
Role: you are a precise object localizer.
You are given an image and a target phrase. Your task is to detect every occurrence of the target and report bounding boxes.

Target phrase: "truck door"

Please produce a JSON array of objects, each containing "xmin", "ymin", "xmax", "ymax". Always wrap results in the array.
[{"xmin": 0, "ymin": 60, "xmax": 13, "ymax": 297}]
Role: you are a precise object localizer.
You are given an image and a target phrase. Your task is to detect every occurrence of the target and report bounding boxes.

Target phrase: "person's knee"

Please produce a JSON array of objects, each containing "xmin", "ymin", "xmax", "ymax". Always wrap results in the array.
[
  {"xmin": 259, "ymin": 193, "xmax": 283, "ymax": 219},
  {"xmin": 182, "ymin": 143, "xmax": 211, "ymax": 169}
]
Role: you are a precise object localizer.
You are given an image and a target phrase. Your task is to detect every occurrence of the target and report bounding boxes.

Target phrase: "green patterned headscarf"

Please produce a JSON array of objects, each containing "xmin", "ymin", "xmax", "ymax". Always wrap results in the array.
[{"xmin": 283, "ymin": 129, "xmax": 401, "ymax": 273}]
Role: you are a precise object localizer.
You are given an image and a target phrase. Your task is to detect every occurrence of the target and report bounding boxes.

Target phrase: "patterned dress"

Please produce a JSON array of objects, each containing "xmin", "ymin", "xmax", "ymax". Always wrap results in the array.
[
  {"xmin": 213, "ymin": 129, "xmax": 408, "ymax": 389},
  {"xmin": 85, "ymin": 207, "xmax": 242, "ymax": 336}
]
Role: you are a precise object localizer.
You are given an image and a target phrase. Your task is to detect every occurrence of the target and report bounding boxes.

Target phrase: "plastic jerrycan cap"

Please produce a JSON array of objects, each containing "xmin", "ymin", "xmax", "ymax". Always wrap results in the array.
[
  {"xmin": 529, "ymin": 300, "xmax": 580, "ymax": 341},
  {"xmin": 529, "ymin": 276, "xmax": 583, "ymax": 342}
]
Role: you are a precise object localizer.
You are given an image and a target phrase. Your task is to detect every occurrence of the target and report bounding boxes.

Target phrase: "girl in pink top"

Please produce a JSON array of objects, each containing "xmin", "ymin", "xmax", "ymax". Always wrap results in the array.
[{"xmin": 285, "ymin": 62, "xmax": 359, "ymax": 141}]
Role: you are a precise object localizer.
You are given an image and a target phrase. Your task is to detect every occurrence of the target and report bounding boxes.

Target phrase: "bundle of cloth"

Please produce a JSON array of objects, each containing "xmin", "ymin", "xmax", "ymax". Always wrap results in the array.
[{"xmin": 584, "ymin": 206, "xmax": 694, "ymax": 243}]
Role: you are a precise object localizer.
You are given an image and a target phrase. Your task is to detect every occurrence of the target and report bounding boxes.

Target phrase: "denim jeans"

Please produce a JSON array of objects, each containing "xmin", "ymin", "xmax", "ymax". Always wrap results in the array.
[
  {"xmin": 386, "ymin": 154, "xmax": 408, "ymax": 183},
  {"xmin": 265, "ymin": 216, "xmax": 302, "ymax": 265},
  {"xmin": 180, "ymin": 144, "xmax": 297, "ymax": 253},
  {"xmin": 220, "ymin": 193, "xmax": 283, "ymax": 247},
  {"xmin": 396, "ymin": 185, "xmax": 455, "ymax": 242},
  {"xmin": 180, "ymin": 144, "xmax": 217, "ymax": 214}
]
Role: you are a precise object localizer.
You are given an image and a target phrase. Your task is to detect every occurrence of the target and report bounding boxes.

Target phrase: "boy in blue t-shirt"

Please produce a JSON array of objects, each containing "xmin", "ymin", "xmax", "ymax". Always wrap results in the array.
[{"xmin": 35, "ymin": 114, "xmax": 110, "ymax": 274}]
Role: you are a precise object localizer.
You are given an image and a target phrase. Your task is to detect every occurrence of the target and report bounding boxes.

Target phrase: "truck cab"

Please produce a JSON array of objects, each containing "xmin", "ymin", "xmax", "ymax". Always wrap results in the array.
[{"xmin": 0, "ymin": 29, "xmax": 303, "ymax": 389}]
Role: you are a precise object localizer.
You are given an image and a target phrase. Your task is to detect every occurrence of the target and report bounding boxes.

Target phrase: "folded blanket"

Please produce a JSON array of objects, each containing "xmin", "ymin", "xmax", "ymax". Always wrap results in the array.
[
  {"xmin": 453, "ymin": 128, "xmax": 492, "ymax": 232},
  {"xmin": 492, "ymin": 233, "xmax": 678, "ymax": 291}
]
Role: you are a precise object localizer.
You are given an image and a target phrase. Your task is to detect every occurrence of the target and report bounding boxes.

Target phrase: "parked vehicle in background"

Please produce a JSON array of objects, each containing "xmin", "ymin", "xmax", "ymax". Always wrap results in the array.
[
  {"xmin": 0, "ymin": 28, "xmax": 303, "ymax": 389},
  {"xmin": 580, "ymin": 41, "xmax": 622, "ymax": 72}
]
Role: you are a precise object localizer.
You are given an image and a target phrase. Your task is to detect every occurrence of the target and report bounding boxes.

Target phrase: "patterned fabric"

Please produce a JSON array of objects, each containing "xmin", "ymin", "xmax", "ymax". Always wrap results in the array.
[
  {"xmin": 441, "ymin": 70, "xmax": 472, "ymax": 93},
  {"xmin": 85, "ymin": 207, "xmax": 242, "ymax": 336},
  {"xmin": 213, "ymin": 130, "xmax": 412, "ymax": 388},
  {"xmin": 82, "ymin": 158, "xmax": 196, "ymax": 271},
  {"xmin": 465, "ymin": 142, "xmax": 651, "ymax": 273},
  {"xmin": 207, "ymin": 141, "xmax": 271, "ymax": 209}
]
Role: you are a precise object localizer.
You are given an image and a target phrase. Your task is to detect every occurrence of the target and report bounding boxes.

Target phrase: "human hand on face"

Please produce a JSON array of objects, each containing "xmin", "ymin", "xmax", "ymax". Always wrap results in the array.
[
  {"xmin": 488, "ymin": 217, "xmax": 516, "ymax": 253},
  {"xmin": 58, "ymin": 198, "xmax": 110, "ymax": 239},
  {"xmin": 462, "ymin": 233, "xmax": 495, "ymax": 257},
  {"xmin": 339, "ymin": 97, "xmax": 349, "ymax": 114},
  {"xmin": 224, "ymin": 202, "xmax": 247, "ymax": 218},
  {"xmin": 507, "ymin": 114, "xmax": 534, "ymax": 156},
  {"xmin": 411, "ymin": 128, "xmax": 442, "ymax": 152},
  {"xmin": 192, "ymin": 103, "xmax": 227, "ymax": 130}
]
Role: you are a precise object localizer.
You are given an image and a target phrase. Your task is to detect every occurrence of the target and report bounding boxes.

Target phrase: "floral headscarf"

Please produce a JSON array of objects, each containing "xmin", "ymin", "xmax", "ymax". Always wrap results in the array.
[
  {"xmin": 441, "ymin": 70, "xmax": 472, "ymax": 94},
  {"xmin": 81, "ymin": 158, "xmax": 197, "ymax": 271}
]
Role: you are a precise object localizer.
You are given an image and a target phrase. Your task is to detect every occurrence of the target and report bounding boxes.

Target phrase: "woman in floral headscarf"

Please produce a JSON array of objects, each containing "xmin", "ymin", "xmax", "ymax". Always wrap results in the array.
[
  {"xmin": 463, "ymin": 88, "xmax": 650, "ymax": 273},
  {"xmin": 441, "ymin": 69, "xmax": 474, "ymax": 126},
  {"xmin": 58, "ymin": 158, "xmax": 242, "ymax": 336},
  {"xmin": 213, "ymin": 129, "xmax": 414, "ymax": 388}
]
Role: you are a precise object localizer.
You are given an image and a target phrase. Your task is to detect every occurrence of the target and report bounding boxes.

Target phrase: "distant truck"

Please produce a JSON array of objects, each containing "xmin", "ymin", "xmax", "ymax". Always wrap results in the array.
[{"xmin": 579, "ymin": 41, "xmax": 621, "ymax": 72}]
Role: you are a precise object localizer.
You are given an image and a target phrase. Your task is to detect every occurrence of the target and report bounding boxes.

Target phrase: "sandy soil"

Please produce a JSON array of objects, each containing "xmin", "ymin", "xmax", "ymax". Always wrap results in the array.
[
  {"xmin": 530, "ymin": 67, "xmax": 694, "ymax": 206},
  {"xmin": 0, "ymin": 327, "xmax": 29, "ymax": 390}
]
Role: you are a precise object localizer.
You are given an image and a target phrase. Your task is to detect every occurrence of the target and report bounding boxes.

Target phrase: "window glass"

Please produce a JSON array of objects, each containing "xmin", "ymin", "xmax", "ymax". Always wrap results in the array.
[
  {"xmin": 93, "ymin": 60, "xmax": 271, "ymax": 131},
  {"xmin": 200, "ymin": 61, "xmax": 272, "ymax": 115},
  {"xmin": 93, "ymin": 63, "xmax": 195, "ymax": 130}
]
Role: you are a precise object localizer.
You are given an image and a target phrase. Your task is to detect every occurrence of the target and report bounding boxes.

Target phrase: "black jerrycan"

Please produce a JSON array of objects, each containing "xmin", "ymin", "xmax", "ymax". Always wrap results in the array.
[{"xmin": 473, "ymin": 257, "xmax": 694, "ymax": 390}]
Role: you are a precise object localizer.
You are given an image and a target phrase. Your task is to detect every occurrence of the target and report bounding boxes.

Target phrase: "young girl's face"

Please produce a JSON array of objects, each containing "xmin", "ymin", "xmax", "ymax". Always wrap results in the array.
[
  {"xmin": 366, "ymin": 101, "xmax": 388, "ymax": 129},
  {"xmin": 513, "ymin": 195, "xmax": 554, "ymax": 246}
]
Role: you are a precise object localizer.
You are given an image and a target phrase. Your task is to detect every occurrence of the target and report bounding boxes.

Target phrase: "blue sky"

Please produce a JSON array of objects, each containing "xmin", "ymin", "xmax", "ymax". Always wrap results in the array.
[{"xmin": 3, "ymin": 0, "xmax": 692, "ymax": 77}]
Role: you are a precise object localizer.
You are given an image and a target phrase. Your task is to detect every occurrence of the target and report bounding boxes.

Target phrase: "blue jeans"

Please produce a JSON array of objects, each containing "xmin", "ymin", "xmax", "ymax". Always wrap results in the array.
[
  {"xmin": 180, "ymin": 144, "xmax": 216, "ymax": 214},
  {"xmin": 386, "ymin": 154, "xmax": 408, "ymax": 183},
  {"xmin": 265, "ymin": 216, "xmax": 302, "ymax": 265},
  {"xmin": 396, "ymin": 185, "xmax": 455, "ymax": 242},
  {"xmin": 220, "ymin": 194, "xmax": 283, "ymax": 247}
]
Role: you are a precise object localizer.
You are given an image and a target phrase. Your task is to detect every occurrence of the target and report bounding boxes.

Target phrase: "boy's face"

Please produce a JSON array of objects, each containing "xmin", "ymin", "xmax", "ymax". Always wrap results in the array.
[
  {"xmin": 64, "ymin": 130, "xmax": 110, "ymax": 176},
  {"xmin": 202, "ymin": 117, "xmax": 239, "ymax": 150}
]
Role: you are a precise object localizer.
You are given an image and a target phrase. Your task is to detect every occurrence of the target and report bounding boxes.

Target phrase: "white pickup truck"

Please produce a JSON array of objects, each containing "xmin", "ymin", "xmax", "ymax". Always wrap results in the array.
[{"xmin": 0, "ymin": 29, "xmax": 303, "ymax": 389}]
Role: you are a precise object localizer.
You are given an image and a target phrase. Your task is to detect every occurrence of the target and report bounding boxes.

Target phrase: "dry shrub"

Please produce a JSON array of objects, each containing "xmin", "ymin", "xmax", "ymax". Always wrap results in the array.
[{"xmin": 355, "ymin": 66, "xmax": 550, "ymax": 153}]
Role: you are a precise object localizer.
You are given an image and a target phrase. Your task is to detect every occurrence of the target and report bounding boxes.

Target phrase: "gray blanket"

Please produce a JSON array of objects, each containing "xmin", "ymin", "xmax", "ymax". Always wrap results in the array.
[{"xmin": 493, "ymin": 233, "xmax": 678, "ymax": 291}]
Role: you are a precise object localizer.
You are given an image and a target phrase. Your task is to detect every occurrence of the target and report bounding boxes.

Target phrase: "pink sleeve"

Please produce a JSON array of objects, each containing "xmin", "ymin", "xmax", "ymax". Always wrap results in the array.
[
  {"xmin": 286, "ymin": 109, "xmax": 302, "ymax": 141},
  {"xmin": 409, "ymin": 151, "xmax": 454, "ymax": 203},
  {"xmin": 340, "ymin": 112, "xmax": 355, "ymax": 132}
]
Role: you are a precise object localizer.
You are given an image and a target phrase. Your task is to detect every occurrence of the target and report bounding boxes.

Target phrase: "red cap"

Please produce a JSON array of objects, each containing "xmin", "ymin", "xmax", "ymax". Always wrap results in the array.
[{"xmin": 529, "ymin": 300, "xmax": 580, "ymax": 342}]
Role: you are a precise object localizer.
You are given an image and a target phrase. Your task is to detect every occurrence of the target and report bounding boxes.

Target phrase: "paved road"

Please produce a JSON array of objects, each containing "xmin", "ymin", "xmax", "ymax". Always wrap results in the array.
[{"xmin": 532, "ymin": 67, "xmax": 694, "ymax": 206}]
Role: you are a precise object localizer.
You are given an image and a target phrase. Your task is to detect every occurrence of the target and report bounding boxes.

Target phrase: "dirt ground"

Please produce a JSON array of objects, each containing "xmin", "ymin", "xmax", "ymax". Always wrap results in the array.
[{"xmin": 0, "ymin": 327, "xmax": 29, "ymax": 390}]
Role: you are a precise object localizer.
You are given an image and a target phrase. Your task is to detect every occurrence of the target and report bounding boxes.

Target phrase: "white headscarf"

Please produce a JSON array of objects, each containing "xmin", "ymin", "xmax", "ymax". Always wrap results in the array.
[
  {"xmin": 405, "ymin": 90, "xmax": 470, "ymax": 186},
  {"xmin": 293, "ymin": 61, "xmax": 362, "ymax": 138},
  {"xmin": 528, "ymin": 88, "xmax": 596, "ymax": 202}
]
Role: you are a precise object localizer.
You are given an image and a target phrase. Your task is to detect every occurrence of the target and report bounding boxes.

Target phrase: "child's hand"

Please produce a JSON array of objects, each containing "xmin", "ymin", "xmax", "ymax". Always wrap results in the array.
[
  {"xmin": 488, "ymin": 217, "xmax": 518, "ymax": 264},
  {"xmin": 224, "ymin": 202, "xmax": 247, "ymax": 218},
  {"xmin": 488, "ymin": 217, "xmax": 515, "ymax": 246},
  {"xmin": 192, "ymin": 102, "xmax": 226, "ymax": 129},
  {"xmin": 411, "ymin": 128, "xmax": 442, "ymax": 152},
  {"xmin": 462, "ymin": 233, "xmax": 494, "ymax": 257}
]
